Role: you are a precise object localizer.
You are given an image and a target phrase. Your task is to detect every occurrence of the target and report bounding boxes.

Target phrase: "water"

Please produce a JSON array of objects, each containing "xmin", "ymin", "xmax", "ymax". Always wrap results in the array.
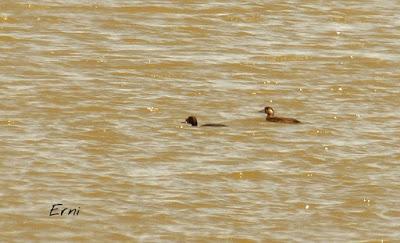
[{"xmin": 1, "ymin": 1, "xmax": 399, "ymax": 242}]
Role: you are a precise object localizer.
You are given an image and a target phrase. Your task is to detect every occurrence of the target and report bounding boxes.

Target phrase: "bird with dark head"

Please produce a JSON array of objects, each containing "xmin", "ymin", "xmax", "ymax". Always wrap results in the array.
[
  {"xmin": 182, "ymin": 116, "xmax": 227, "ymax": 127},
  {"xmin": 259, "ymin": 106, "xmax": 301, "ymax": 124},
  {"xmin": 185, "ymin": 116, "xmax": 198, "ymax": 126}
]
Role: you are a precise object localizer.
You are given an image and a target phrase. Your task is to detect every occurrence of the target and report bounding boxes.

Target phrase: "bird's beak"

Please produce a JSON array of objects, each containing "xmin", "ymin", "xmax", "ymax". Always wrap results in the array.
[
  {"xmin": 181, "ymin": 121, "xmax": 187, "ymax": 124},
  {"xmin": 258, "ymin": 109, "xmax": 264, "ymax": 113}
]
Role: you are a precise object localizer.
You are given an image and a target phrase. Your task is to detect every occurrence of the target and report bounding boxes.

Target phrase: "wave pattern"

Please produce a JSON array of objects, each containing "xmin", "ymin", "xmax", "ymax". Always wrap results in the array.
[{"xmin": 1, "ymin": 1, "xmax": 399, "ymax": 241}]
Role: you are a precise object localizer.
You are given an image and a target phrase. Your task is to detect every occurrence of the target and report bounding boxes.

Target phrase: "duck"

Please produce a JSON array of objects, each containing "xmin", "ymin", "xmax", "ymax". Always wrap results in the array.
[
  {"xmin": 183, "ymin": 116, "xmax": 227, "ymax": 127},
  {"xmin": 259, "ymin": 106, "xmax": 301, "ymax": 124}
]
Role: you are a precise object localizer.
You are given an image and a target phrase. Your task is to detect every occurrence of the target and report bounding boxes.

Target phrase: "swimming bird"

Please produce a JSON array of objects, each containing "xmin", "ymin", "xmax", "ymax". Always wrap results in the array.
[
  {"xmin": 183, "ymin": 116, "xmax": 227, "ymax": 127},
  {"xmin": 259, "ymin": 106, "xmax": 301, "ymax": 124}
]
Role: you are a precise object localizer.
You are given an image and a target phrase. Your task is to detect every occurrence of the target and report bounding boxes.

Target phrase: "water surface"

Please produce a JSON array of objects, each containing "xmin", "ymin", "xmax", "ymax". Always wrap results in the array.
[{"xmin": 1, "ymin": 1, "xmax": 399, "ymax": 242}]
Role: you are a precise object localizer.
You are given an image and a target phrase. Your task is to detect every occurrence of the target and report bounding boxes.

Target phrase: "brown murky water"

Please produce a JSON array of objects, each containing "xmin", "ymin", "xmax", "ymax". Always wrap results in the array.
[{"xmin": 1, "ymin": 1, "xmax": 399, "ymax": 242}]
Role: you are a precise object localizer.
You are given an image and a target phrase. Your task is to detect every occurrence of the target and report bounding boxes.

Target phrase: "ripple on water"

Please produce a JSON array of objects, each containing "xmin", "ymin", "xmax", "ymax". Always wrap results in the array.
[{"xmin": 1, "ymin": 1, "xmax": 399, "ymax": 242}]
